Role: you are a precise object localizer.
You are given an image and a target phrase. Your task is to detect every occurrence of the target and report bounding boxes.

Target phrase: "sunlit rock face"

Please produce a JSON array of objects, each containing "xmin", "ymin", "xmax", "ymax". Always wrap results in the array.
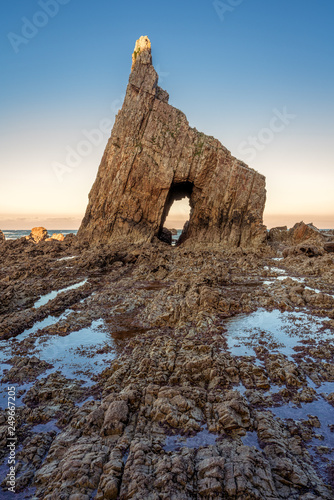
[
  {"xmin": 78, "ymin": 36, "xmax": 267, "ymax": 247},
  {"xmin": 26, "ymin": 227, "xmax": 49, "ymax": 244}
]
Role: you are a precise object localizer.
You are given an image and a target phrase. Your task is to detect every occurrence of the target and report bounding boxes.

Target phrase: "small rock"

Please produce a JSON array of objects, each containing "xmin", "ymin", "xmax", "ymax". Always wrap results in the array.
[{"xmin": 26, "ymin": 227, "xmax": 49, "ymax": 243}]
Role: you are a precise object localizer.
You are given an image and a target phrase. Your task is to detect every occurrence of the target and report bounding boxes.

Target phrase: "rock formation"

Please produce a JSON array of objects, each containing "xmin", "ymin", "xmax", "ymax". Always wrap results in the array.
[
  {"xmin": 0, "ymin": 230, "xmax": 5, "ymax": 244},
  {"xmin": 26, "ymin": 227, "xmax": 49, "ymax": 244},
  {"xmin": 268, "ymin": 221, "xmax": 334, "ymax": 256},
  {"xmin": 46, "ymin": 233, "xmax": 65, "ymax": 242},
  {"xmin": 78, "ymin": 36, "xmax": 267, "ymax": 247}
]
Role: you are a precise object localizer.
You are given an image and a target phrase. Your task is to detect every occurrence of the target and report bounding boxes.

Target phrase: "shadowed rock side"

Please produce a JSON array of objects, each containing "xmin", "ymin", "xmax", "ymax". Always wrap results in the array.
[{"xmin": 78, "ymin": 36, "xmax": 267, "ymax": 247}]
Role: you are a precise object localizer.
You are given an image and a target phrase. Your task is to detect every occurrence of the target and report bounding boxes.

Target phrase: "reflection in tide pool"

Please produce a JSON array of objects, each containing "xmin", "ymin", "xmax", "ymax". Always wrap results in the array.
[
  {"xmin": 164, "ymin": 425, "xmax": 218, "ymax": 452},
  {"xmin": 241, "ymin": 430, "xmax": 261, "ymax": 451},
  {"xmin": 0, "ymin": 319, "xmax": 117, "ymax": 409},
  {"xmin": 34, "ymin": 319, "xmax": 116, "ymax": 383},
  {"xmin": 223, "ymin": 309, "xmax": 333, "ymax": 360},
  {"xmin": 33, "ymin": 279, "xmax": 88, "ymax": 308}
]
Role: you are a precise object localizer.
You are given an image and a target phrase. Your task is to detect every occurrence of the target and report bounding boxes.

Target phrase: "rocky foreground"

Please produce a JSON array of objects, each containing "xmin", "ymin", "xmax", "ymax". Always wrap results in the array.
[{"xmin": 0, "ymin": 224, "xmax": 334, "ymax": 499}]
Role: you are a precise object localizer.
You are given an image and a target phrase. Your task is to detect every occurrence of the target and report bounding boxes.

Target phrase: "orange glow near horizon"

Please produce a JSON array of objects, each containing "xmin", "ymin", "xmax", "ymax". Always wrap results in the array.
[{"xmin": 1, "ymin": 211, "xmax": 334, "ymax": 231}]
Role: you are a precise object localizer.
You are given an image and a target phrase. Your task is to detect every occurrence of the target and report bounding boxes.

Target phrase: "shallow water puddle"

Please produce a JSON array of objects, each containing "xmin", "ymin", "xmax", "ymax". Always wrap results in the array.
[
  {"xmin": 241, "ymin": 430, "xmax": 261, "ymax": 451},
  {"xmin": 33, "ymin": 279, "xmax": 88, "ymax": 308},
  {"xmin": 15, "ymin": 310, "xmax": 71, "ymax": 343},
  {"xmin": 30, "ymin": 419, "xmax": 60, "ymax": 434},
  {"xmin": 223, "ymin": 309, "xmax": 333, "ymax": 360},
  {"xmin": 271, "ymin": 398, "xmax": 334, "ymax": 450},
  {"xmin": 0, "ymin": 309, "xmax": 73, "ymax": 365},
  {"xmin": 0, "ymin": 446, "xmax": 36, "ymax": 500},
  {"xmin": 263, "ymin": 274, "xmax": 334, "ymax": 299},
  {"xmin": 56, "ymin": 256, "xmax": 77, "ymax": 262},
  {"xmin": 0, "ymin": 381, "xmax": 34, "ymax": 410},
  {"xmin": 164, "ymin": 425, "xmax": 218, "ymax": 452},
  {"xmin": 0, "ymin": 320, "xmax": 116, "ymax": 408},
  {"xmin": 271, "ymin": 397, "xmax": 334, "ymax": 480},
  {"xmin": 264, "ymin": 266, "xmax": 287, "ymax": 275},
  {"xmin": 32, "ymin": 319, "xmax": 116, "ymax": 383}
]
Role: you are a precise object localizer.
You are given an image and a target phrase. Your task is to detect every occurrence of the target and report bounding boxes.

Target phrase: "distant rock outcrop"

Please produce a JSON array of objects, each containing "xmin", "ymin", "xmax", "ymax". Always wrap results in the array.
[
  {"xmin": 269, "ymin": 221, "xmax": 333, "ymax": 257},
  {"xmin": 0, "ymin": 230, "xmax": 5, "ymax": 244},
  {"xmin": 46, "ymin": 233, "xmax": 65, "ymax": 242},
  {"xmin": 78, "ymin": 36, "xmax": 267, "ymax": 248},
  {"xmin": 26, "ymin": 227, "xmax": 49, "ymax": 244},
  {"xmin": 289, "ymin": 221, "xmax": 323, "ymax": 243}
]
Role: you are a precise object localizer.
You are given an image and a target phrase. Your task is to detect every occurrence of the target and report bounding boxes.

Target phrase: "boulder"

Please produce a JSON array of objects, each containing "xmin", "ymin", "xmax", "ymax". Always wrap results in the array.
[
  {"xmin": 268, "ymin": 226, "xmax": 288, "ymax": 243},
  {"xmin": 324, "ymin": 241, "xmax": 334, "ymax": 253},
  {"xmin": 102, "ymin": 400, "xmax": 129, "ymax": 436},
  {"xmin": 270, "ymin": 222, "xmax": 327, "ymax": 255},
  {"xmin": 78, "ymin": 36, "xmax": 267, "ymax": 248},
  {"xmin": 289, "ymin": 221, "xmax": 323, "ymax": 243},
  {"xmin": 46, "ymin": 233, "xmax": 65, "ymax": 242},
  {"xmin": 282, "ymin": 242, "xmax": 324, "ymax": 258},
  {"xmin": 159, "ymin": 227, "xmax": 172, "ymax": 245},
  {"xmin": 26, "ymin": 227, "xmax": 49, "ymax": 244},
  {"xmin": 0, "ymin": 230, "xmax": 5, "ymax": 244}
]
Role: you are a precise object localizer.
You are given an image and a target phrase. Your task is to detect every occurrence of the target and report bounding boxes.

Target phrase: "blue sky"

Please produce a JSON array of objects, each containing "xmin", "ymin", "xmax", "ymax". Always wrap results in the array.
[{"xmin": 1, "ymin": 0, "xmax": 334, "ymax": 229}]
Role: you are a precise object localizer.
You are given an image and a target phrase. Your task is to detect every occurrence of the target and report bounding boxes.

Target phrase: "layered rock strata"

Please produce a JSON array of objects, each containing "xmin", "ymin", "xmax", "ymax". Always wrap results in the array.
[{"xmin": 78, "ymin": 36, "xmax": 267, "ymax": 248}]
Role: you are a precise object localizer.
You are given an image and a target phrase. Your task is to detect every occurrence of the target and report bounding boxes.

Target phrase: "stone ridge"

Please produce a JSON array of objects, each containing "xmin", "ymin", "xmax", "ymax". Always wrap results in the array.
[{"xmin": 78, "ymin": 37, "xmax": 267, "ymax": 247}]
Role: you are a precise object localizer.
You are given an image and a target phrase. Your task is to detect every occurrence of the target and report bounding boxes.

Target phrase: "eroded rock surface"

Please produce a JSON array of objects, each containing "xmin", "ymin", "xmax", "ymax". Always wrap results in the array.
[{"xmin": 0, "ymin": 231, "xmax": 333, "ymax": 498}]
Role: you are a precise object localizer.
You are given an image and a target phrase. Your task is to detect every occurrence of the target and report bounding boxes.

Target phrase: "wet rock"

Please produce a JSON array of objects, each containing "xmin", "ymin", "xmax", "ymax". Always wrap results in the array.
[
  {"xmin": 265, "ymin": 354, "xmax": 305, "ymax": 388},
  {"xmin": 324, "ymin": 241, "xmax": 334, "ymax": 253},
  {"xmin": 1, "ymin": 355, "xmax": 53, "ymax": 383},
  {"xmin": 159, "ymin": 227, "xmax": 172, "ymax": 245},
  {"xmin": 23, "ymin": 372, "xmax": 85, "ymax": 406},
  {"xmin": 102, "ymin": 400, "xmax": 129, "ymax": 436},
  {"xmin": 12, "ymin": 432, "xmax": 55, "ymax": 492},
  {"xmin": 214, "ymin": 391, "xmax": 251, "ymax": 433}
]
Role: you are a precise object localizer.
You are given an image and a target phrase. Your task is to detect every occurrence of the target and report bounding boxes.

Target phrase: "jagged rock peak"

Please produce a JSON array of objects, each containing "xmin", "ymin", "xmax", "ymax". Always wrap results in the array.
[
  {"xmin": 131, "ymin": 35, "xmax": 152, "ymax": 71},
  {"xmin": 78, "ymin": 37, "xmax": 267, "ymax": 248}
]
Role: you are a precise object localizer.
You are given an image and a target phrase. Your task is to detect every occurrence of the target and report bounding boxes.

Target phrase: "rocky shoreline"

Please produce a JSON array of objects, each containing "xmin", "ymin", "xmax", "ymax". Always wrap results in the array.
[{"xmin": 0, "ymin": 223, "xmax": 333, "ymax": 498}]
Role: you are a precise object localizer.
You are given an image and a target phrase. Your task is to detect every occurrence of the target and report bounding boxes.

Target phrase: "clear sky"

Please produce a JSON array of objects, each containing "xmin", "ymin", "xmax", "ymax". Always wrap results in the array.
[{"xmin": 1, "ymin": 0, "xmax": 333, "ymax": 230}]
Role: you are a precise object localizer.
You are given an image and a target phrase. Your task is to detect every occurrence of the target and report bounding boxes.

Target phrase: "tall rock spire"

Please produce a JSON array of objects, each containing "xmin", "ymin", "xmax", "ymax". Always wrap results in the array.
[
  {"xmin": 78, "ymin": 37, "xmax": 267, "ymax": 247},
  {"xmin": 131, "ymin": 35, "xmax": 152, "ymax": 71}
]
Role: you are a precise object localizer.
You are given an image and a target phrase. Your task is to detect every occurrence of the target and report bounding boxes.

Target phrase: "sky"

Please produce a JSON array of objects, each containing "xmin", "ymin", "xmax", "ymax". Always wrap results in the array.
[{"xmin": 0, "ymin": 0, "xmax": 333, "ymax": 230}]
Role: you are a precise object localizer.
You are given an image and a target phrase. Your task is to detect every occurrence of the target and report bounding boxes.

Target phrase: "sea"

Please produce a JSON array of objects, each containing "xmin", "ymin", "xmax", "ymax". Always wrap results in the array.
[
  {"xmin": 2, "ymin": 229, "xmax": 182, "ymax": 243},
  {"xmin": 2, "ymin": 230, "xmax": 78, "ymax": 240}
]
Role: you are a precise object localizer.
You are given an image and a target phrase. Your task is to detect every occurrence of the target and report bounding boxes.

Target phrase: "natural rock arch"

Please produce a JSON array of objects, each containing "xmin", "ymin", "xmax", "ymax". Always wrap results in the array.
[
  {"xmin": 78, "ymin": 36, "xmax": 267, "ymax": 247},
  {"xmin": 159, "ymin": 181, "xmax": 193, "ymax": 244}
]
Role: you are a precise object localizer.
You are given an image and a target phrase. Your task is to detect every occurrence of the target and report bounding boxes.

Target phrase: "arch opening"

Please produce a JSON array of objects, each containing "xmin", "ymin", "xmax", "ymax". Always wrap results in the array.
[{"xmin": 158, "ymin": 181, "xmax": 193, "ymax": 246}]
